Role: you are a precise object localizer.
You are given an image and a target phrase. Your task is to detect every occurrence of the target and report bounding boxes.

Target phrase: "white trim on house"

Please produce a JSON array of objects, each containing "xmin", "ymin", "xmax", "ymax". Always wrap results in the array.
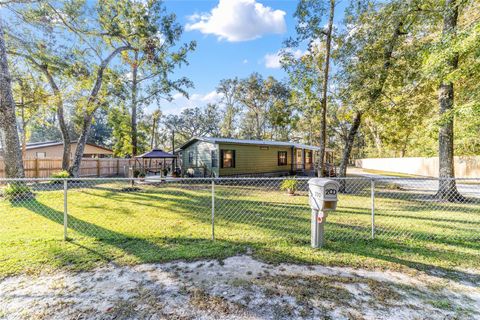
[{"xmin": 179, "ymin": 137, "xmax": 332, "ymax": 152}]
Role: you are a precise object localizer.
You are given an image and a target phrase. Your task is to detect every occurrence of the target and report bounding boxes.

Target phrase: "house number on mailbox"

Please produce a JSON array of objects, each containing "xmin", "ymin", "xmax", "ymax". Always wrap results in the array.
[{"xmin": 326, "ymin": 189, "xmax": 337, "ymax": 195}]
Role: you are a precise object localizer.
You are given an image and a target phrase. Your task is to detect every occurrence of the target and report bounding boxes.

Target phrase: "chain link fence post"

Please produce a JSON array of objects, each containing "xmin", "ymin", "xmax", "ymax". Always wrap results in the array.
[
  {"xmin": 371, "ymin": 179, "xmax": 375, "ymax": 240},
  {"xmin": 211, "ymin": 179, "xmax": 215, "ymax": 241},
  {"xmin": 63, "ymin": 179, "xmax": 68, "ymax": 241}
]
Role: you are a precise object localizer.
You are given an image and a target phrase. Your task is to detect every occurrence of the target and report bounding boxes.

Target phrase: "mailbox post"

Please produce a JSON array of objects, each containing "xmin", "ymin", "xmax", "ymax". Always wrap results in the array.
[{"xmin": 308, "ymin": 178, "xmax": 339, "ymax": 248}]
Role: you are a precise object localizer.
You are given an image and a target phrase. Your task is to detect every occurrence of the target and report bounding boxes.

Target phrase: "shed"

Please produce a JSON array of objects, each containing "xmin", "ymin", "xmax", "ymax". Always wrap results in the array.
[{"xmin": 10, "ymin": 141, "xmax": 113, "ymax": 159}]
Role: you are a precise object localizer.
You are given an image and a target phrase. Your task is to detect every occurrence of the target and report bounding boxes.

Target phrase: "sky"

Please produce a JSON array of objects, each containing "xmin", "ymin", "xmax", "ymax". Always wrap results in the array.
[{"xmin": 158, "ymin": 0, "xmax": 347, "ymax": 115}]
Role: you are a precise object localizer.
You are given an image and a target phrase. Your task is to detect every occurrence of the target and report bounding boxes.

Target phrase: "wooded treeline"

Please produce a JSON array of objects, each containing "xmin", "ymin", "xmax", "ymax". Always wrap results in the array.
[{"xmin": 0, "ymin": 0, "xmax": 479, "ymax": 200}]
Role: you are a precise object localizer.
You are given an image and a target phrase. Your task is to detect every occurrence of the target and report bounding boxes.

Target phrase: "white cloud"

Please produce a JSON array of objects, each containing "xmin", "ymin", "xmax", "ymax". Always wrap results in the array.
[
  {"xmin": 243, "ymin": 59, "xmax": 249, "ymax": 64},
  {"xmin": 264, "ymin": 48, "xmax": 305, "ymax": 69},
  {"xmin": 264, "ymin": 52, "xmax": 282, "ymax": 69},
  {"xmin": 155, "ymin": 91, "xmax": 224, "ymax": 115},
  {"xmin": 185, "ymin": 0, "xmax": 286, "ymax": 42},
  {"xmin": 195, "ymin": 90, "xmax": 223, "ymax": 103}
]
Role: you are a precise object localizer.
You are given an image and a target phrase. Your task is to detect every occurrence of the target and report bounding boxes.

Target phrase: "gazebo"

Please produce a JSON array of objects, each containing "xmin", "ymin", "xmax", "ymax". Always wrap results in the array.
[{"xmin": 135, "ymin": 149, "xmax": 177, "ymax": 176}]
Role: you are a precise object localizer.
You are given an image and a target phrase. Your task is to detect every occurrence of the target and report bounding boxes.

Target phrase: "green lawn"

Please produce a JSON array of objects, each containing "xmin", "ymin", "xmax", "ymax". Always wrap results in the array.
[
  {"xmin": 352, "ymin": 168, "xmax": 424, "ymax": 178},
  {"xmin": 1, "ymin": 180, "xmax": 479, "ymax": 280}
]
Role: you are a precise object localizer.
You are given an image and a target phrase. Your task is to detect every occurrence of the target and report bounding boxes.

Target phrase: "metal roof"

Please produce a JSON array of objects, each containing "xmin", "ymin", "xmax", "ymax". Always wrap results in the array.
[
  {"xmin": 179, "ymin": 137, "xmax": 333, "ymax": 152},
  {"xmin": 25, "ymin": 141, "xmax": 63, "ymax": 149},
  {"xmin": 24, "ymin": 141, "xmax": 113, "ymax": 153},
  {"xmin": 136, "ymin": 149, "xmax": 176, "ymax": 158}
]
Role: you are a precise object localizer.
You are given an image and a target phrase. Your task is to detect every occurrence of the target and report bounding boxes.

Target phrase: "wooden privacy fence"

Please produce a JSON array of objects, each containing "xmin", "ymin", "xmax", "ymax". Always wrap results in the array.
[{"xmin": 0, "ymin": 158, "xmax": 136, "ymax": 178}]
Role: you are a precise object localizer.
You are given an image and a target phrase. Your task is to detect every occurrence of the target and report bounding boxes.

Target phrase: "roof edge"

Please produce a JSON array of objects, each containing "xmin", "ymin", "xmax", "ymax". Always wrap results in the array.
[
  {"xmin": 25, "ymin": 141, "xmax": 113, "ymax": 153},
  {"xmin": 178, "ymin": 137, "xmax": 332, "ymax": 152}
]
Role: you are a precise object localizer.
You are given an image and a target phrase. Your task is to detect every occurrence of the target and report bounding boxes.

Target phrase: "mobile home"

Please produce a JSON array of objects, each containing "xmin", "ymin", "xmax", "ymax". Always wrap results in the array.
[{"xmin": 178, "ymin": 137, "xmax": 334, "ymax": 177}]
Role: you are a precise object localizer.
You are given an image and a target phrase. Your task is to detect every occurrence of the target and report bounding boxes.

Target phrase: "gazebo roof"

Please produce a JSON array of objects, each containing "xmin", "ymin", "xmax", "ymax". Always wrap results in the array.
[{"xmin": 136, "ymin": 149, "xmax": 176, "ymax": 159}]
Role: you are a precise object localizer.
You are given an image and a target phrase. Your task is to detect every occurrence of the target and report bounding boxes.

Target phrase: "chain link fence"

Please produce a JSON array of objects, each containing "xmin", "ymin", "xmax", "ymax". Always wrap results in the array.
[{"xmin": 1, "ymin": 177, "xmax": 479, "ymax": 247}]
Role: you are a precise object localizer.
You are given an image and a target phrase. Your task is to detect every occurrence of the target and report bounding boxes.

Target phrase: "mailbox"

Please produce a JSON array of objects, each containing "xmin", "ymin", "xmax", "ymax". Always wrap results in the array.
[
  {"xmin": 308, "ymin": 178, "xmax": 339, "ymax": 212},
  {"xmin": 308, "ymin": 178, "xmax": 340, "ymax": 248}
]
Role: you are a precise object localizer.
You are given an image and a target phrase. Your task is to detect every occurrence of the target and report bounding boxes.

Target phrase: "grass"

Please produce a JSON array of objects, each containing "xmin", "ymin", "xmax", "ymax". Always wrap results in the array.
[
  {"xmin": 352, "ymin": 168, "xmax": 424, "ymax": 178},
  {"xmin": 0, "ymin": 180, "xmax": 479, "ymax": 279}
]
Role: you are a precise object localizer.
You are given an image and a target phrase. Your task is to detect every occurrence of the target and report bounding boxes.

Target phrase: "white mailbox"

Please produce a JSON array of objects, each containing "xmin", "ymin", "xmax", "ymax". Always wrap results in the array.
[
  {"xmin": 308, "ymin": 178, "xmax": 340, "ymax": 248},
  {"xmin": 308, "ymin": 178, "xmax": 339, "ymax": 212}
]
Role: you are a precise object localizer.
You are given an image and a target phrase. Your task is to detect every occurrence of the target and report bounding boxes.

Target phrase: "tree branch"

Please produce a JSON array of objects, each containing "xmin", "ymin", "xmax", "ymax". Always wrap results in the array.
[{"xmin": 86, "ymin": 45, "xmax": 132, "ymax": 112}]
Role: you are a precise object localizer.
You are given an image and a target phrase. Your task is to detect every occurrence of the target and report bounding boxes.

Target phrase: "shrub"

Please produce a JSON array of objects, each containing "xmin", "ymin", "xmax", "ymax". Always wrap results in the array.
[
  {"xmin": 51, "ymin": 170, "xmax": 70, "ymax": 179},
  {"xmin": 280, "ymin": 178, "xmax": 298, "ymax": 195},
  {"xmin": 49, "ymin": 170, "xmax": 70, "ymax": 184},
  {"xmin": 133, "ymin": 169, "xmax": 146, "ymax": 178},
  {"xmin": 2, "ymin": 183, "xmax": 35, "ymax": 201}
]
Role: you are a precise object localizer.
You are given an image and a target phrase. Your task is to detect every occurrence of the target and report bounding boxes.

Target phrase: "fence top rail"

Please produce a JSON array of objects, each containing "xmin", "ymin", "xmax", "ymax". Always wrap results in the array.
[{"xmin": 1, "ymin": 176, "xmax": 480, "ymax": 182}]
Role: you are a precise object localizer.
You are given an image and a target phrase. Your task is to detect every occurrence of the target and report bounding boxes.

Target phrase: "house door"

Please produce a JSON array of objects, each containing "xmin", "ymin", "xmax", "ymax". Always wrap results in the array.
[{"xmin": 296, "ymin": 149, "xmax": 303, "ymax": 170}]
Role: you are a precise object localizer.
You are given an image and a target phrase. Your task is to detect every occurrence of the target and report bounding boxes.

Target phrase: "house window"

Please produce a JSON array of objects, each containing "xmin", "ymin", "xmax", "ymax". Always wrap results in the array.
[
  {"xmin": 188, "ymin": 151, "xmax": 194, "ymax": 165},
  {"xmin": 278, "ymin": 151, "xmax": 288, "ymax": 166},
  {"xmin": 211, "ymin": 150, "xmax": 218, "ymax": 167},
  {"xmin": 306, "ymin": 151, "xmax": 312, "ymax": 164},
  {"xmin": 221, "ymin": 150, "xmax": 235, "ymax": 168},
  {"xmin": 36, "ymin": 152, "xmax": 46, "ymax": 159}
]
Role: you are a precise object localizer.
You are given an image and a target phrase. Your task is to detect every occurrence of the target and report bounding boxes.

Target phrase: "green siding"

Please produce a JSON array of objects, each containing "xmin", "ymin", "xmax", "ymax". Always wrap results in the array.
[
  {"xmin": 182, "ymin": 141, "xmax": 219, "ymax": 176},
  {"xmin": 218, "ymin": 143, "xmax": 294, "ymax": 176},
  {"xmin": 180, "ymin": 140, "xmax": 322, "ymax": 177}
]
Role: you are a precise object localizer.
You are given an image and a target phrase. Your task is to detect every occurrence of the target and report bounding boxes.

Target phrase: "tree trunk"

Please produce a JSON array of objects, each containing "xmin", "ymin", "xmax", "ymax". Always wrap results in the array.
[
  {"xmin": 436, "ymin": 0, "xmax": 463, "ymax": 202},
  {"xmin": 338, "ymin": 111, "xmax": 362, "ymax": 191},
  {"xmin": 57, "ymin": 102, "xmax": 71, "ymax": 171},
  {"xmin": 437, "ymin": 82, "xmax": 462, "ymax": 200},
  {"xmin": 317, "ymin": 0, "xmax": 335, "ymax": 178},
  {"xmin": 338, "ymin": 21, "xmax": 405, "ymax": 181},
  {"xmin": 0, "ymin": 20, "xmax": 24, "ymax": 178},
  {"xmin": 255, "ymin": 112, "xmax": 261, "ymax": 139},
  {"xmin": 68, "ymin": 45, "xmax": 131, "ymax": 177},
  {"xmin": 43, "ymin": 67, "xmax": 71, "ymax": 171},
  {"xmin": 131, "ymin": 51, "xmax": 139, "ymax": 156},
  {"xmin": 150, "ymin": 115, "xmax": 156, "ymax": 149},
  {"xmin": 339, "ymin": 121, "xmax": 361, "ymax": 180},
  {"xmin": 19, "ymin": 88, "xmax": 27, "ymax": 158},
  {"xmin": 69, "ymin": 114, "xmax": 93, "ymax": 177}
]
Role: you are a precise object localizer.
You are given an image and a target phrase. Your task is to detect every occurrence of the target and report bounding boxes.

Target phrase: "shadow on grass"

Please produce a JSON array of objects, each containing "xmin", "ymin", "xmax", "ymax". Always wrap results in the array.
[
  {"xmin": 374, "ymin": 210, "xmax": 480, "ymax": 226},
  {"xmin": 254, "ymin": 238, "xmax": 480, "ymax": 284},
  {"xmin": 13, "ymin": 200, "xmax": 245, "ymax": 267},
  {"xmin": 8, "ymin": 188, "xmax": 480, "ymax": 283},
  {"xmin": 335, "ymin": 238, "xmax": 480, "ymax": 284},
  {"xmin": 74, "ymin": 184, "xmax": 480, "ymax": 246}
]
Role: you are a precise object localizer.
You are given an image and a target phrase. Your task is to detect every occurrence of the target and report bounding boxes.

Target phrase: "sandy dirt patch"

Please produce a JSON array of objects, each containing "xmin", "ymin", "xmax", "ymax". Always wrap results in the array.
[{"xmin": 1, "ymin": 255, "xmax": 479, "ymax": 319}]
